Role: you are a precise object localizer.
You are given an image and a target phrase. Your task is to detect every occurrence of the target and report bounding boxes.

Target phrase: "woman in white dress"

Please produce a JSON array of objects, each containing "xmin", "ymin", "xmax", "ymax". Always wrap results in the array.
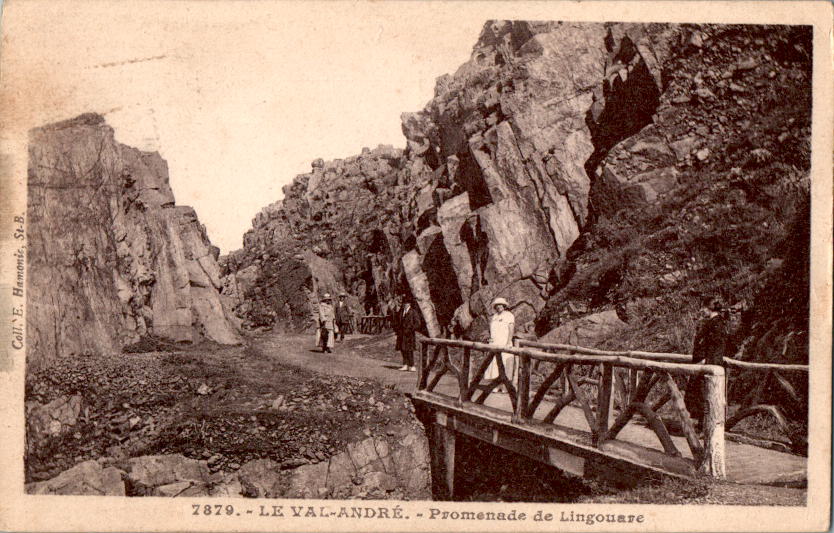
[{"xmin": 485, "ymin": 297, "xmax": 515, "ymax": 393}]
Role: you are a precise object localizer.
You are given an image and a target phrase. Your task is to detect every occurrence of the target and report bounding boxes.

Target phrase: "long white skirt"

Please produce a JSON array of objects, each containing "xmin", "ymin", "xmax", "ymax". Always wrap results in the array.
[{"xmin": 485, "ymin": 351, "xmax": 515, "ymax": 382}]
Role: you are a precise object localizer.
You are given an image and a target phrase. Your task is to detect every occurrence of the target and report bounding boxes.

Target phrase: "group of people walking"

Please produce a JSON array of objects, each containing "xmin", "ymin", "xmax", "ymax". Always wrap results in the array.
[
  {"xmin": 316, "ymin": 287, "xmax": 516, "ymax": 378},
  {"xmin": 315, "ymin": 292, "xmax": 354, "ymax": 353}
]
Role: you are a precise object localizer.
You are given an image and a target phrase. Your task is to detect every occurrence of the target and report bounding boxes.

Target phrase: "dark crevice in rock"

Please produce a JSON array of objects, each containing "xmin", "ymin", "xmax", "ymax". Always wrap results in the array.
[
  {"xmin": 584, "ymin": 35, "xmax": 662, "ymax": 224},
  {"xmin": 458, "ymin": 149, "xmax": 493, "ymax": 211},
  {"xmin": 422, "ymin": 237, "xmax": 463, "ymax": 328}
]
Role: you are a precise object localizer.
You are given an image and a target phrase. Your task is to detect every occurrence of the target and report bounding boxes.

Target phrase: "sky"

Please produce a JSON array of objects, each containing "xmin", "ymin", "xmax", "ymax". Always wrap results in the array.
[{"xmin": 0, "ymin": 1, "xmax": 484, "ymax": 252}]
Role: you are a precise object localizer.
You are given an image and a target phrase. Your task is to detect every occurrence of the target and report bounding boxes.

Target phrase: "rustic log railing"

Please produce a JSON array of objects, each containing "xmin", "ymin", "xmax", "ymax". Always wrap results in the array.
[
  {"xmin": 519, "ymin": 338, "xmax": 809, "ymax": 453},
  {"xmin": 722, "ymin": 358, "xmax": 808, "ymax": 452},
  {"xmin": 358, "ymin": 315, "xmax": 391, "ymax": 335},
  {"xmin": 417, "ymin": 336, "xmax": 727, "ymax": 478}
]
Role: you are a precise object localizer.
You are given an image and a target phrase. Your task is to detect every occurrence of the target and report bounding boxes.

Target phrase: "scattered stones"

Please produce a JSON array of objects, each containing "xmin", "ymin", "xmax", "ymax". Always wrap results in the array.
[
  {"xmin": 695, "ymin": 148, "xmax": 711, "ymax": 161},
  {"xmin": 749, "ymin": 148, "xmax": 773, "ymax": 165},
  {"xmin": 670, "ymin": 136, "xmax": 699, "ymax": 161},
  {"xmin": 694, "ymin": 87, "xmax": 716, "ymax": 101},
  {"xmin": 26, "ymin": 394, "xmax": 83, "ymax": 442}
]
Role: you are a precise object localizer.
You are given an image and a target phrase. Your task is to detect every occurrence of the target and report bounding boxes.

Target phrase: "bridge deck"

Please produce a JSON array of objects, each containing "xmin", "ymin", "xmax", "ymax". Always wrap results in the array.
[{"xmin": 418, "ymin": 376, "xmax": 806, "ymax": 487}]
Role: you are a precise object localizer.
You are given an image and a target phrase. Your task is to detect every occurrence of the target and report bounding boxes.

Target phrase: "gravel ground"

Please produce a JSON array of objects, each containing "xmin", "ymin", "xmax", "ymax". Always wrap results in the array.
[{"xmin": 25, "ymin": 337, "xmax": 417, "ymax": 483}]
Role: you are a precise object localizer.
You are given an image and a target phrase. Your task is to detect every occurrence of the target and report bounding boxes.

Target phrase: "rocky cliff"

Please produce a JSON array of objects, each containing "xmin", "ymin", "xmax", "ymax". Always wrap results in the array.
[
  {"xmin": 27, "ymin": 114, "xmax": 241, "ymax": 366},
  {"xmin": 227, "ymin": 22, "xmax": 811, "ymax": 355}
]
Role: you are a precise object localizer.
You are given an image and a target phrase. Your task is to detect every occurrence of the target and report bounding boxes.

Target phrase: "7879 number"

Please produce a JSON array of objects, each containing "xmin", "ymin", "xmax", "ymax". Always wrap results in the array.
[{"xmin": 193, "ymin": 504, "xmax": 235, "ymax": 516}]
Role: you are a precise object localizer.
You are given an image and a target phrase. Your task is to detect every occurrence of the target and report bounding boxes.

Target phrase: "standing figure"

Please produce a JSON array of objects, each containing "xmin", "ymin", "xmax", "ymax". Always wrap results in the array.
[
  {"xmin": 317, "ymin": 293, "xmax": 336, "ymax": 353},
  {"xmin": 389, "ymin": 295, "xmax": 403, "ymax": 352},
  {"xmin": 685, "ymin": 297, "xmax": 731, "ymax": 426},
  {"xmin": 335, "ymin": 292, "xmax": 352, "ymax": 341},
  {"xmin": 398, "ymin": 299, "xmax": 421, "ymax": 372},
  {"xmin": 485, "ymin": 297, "xmax": 515, "ymax": 393}
]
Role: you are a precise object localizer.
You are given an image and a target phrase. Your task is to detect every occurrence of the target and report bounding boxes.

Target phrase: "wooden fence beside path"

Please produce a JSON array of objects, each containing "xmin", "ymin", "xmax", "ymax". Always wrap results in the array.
[{"xmin": 358, "ymin": 315, "xmax": 391, "ymax": 335}]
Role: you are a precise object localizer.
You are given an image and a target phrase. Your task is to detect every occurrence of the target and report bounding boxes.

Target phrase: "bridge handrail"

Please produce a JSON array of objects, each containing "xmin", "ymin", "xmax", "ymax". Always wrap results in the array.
[
  {"xmin": 420, "ymin": 336, "xmax": 723, "ymax": 376},
  {"xmin": 516, "ymin": 338, "xmax": 692, "ymax": 363},
  {"xmin": 518, "ymin": 338, "xmax": 809, "ymax": 373},
  {"xmin": 722, "ymin": 358, "xmax": 809, "ymax": 372},
  {"xmin": 416, "ymin": 335, "xmax": 727, "ymax": 478}
]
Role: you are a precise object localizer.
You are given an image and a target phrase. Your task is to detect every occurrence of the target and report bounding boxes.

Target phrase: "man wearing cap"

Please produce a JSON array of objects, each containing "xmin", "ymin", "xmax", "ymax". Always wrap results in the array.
[
  {"xmin": 317, "ymin": 294, "xmax": 336, "ymax": 353},
  {"xmin": 486, "ymin": 297, "xmax": 515, "ymax": 392},
  {"xmin": 335, "ymin": 292, "xmax": 352, "ymax": 342}
]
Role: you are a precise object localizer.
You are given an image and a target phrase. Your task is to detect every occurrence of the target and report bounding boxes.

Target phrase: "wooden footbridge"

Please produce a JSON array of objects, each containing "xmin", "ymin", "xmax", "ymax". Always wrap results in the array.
[{"xmin": 409, "ymin": 336, "xmax": 808, "ymax": 499}]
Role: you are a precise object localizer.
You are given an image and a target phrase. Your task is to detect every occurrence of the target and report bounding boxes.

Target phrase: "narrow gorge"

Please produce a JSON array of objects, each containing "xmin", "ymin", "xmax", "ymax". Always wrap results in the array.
[
  {"xmin": 224, "ymin": 21, "xmax": 810, "ymax": 366},
  {"xmin": 23, "ymin": 20, "xmax": 812, "ymax": 502}
]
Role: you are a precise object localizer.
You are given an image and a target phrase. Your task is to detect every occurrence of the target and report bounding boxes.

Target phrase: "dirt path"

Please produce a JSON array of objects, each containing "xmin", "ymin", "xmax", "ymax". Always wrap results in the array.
[{"xmin": 251, "ymin": 332, "xmax": 459, "ymax": 395}]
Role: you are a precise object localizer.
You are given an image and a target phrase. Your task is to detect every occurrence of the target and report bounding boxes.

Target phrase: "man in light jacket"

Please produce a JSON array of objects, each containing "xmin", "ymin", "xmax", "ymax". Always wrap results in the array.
[{"xmin": 317, "ymin": 294, "xmax": 336, "ymax": 353}]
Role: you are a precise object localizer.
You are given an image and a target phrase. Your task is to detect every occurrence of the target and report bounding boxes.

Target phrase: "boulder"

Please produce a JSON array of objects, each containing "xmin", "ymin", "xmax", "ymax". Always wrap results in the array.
[
  {"xmin": 402, "ymin": 251, "xmax": 441, "ymax": 337},
  {"xmin": 152, "ymin": 481, "xmax": 210, "ymax": 497},
  {"xmin": 126, "ymin": 454, "xmax": 210, "ymax": 494},
  {"xmin": 26, "ymin": 394, "xmax": 83, "ymax": 443},
  {"xmin": 541, "ymin": 309, "xmax": 627, "ymax": 346},
  {"xmin": 237, "ymin": 459, "xmax": 284, "ymax": 498},
  {"xmin": 209, "ymin": 472, "xmax": 245, "ymax": 498},
  {"xmin": 26, "ymin": 460, "xmax": 125, "ymax": 496}
]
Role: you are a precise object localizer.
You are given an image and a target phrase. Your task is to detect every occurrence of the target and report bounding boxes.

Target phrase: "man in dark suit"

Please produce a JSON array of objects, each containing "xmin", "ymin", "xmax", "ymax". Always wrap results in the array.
[
  {"xmin": 398, "ymin": 299, "xmax": 422, "ymax": 372},
  {"xmin": 334, "ymin": 292, "xmax": 352, "ymax": 341}
]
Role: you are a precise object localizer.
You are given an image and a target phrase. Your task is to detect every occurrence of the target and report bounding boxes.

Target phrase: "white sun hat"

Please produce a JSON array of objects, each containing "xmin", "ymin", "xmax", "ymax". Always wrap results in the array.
[{"xmin": 492, "ymin": 297, "xmax": 509, "ymax": 309}]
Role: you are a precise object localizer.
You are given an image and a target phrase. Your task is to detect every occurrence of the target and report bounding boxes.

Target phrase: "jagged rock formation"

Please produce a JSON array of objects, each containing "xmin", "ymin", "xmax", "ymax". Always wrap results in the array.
[
  {"xmin": 27, "ymin": 114, "xmax": 241, "ymax": 366},
  {"xmin": 228, "ymin": 22, "xmax": 811, "ymax": 352},
  {"xmin": 227, "ymin": 22, "xmax": 677, "ymax": 336}
]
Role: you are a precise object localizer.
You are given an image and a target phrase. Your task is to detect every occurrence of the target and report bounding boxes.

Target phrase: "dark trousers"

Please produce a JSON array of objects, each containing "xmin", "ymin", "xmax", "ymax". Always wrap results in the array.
[
  {"xmin": 336, "ymin": 321, "xmax": 350, "ymax": 340},
  {"xmin": 401, "ymin": 347, "xmax": 414, "ymax": 367}
]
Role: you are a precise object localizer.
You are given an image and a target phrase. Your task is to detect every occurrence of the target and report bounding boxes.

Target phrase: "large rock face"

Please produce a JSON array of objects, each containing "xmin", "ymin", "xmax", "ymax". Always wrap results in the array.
[
  {"xmin": 27, "ymin": 114, "xmax": 241, "ymax": 366},
  {"xmin": 228, "ymin": 21, "xmax": 679, "ymax": 337},
  {"xmin": 229, "ymin": 22, "xmax": 810, "ymax": 351}
]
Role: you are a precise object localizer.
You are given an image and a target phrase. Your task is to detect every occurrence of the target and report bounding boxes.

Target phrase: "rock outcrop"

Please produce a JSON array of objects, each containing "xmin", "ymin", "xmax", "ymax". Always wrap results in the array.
[
  {"xmin": 27, "ymin": 429, "xmax": 431, "ymax": 500},
  {"xmin": 26, "ymin": 460, "xmax": 126, "ymax": 496},
  {"xmin": 228, "ymin": 22, "xmax": 810, "ymax": 363},
  {"xmin": 27, "ymin": 114, "xmax": 241, "ymax": 365},
  {"xmin": 226, "ymin": 22, "xmax": 681, "ymax": 337},
  {"xmin": 25, "ymin": 394, "xmax": 83, "ymax": 451}
]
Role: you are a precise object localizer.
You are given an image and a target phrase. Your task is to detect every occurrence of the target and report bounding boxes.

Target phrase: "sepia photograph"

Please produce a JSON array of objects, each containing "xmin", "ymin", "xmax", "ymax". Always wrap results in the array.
[{"xmin": 0, "ymin": 1, "xmax": 831, "ymax": 531}]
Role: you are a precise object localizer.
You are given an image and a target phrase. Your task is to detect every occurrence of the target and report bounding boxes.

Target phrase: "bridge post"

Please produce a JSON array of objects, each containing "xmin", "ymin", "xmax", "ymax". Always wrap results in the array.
[
  {"xmin": 417, "ymin": 341, "xmax": 428, "ymax": 390},
  {"xmin": 701, "ymin": 367, "xmax": 727, "ymax": 479},
  {"xmin": 428, "ymin": 423, "xmax": 458, "ymax": 500},
  {"xmin": 595, "ymin": 363, "xmax": 615, "ymax": 445},
  {"xmin": 514, "ymin": 352, "xmax": 530, "ymax": 423},
  {"xmin": 459, "ymin": 347, "xmax": 471, "ymax": 404}
]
